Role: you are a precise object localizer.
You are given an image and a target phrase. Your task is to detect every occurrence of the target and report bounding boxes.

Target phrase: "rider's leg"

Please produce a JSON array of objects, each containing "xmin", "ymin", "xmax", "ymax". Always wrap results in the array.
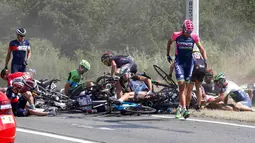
[
  {"xmin": 195, "ymin": 81, "xmax": 203, "ymax": 109},
  {"xmin": 236, "ymin": 101, "xmax": 253, "ymax": 111},
  {"xmin": 247, "ymin": 89, "xmax": 253, "ymax": 100},
  {"xmin": 186, "ymin": 82, "xmax": 194, "ymax": 109},
  {"xmin": 85, "ymin": 81, "xmax": 94, "ymax": 87},
  {"xmin": 116, "ymin": 80, "xmax": 123, "ymax": 98},
  {"xmin": 118, "ymin": 91, "xmax": 149, "ymax": 102},
  {"xmin": 118, "ymin": 92, "xmax": 135, "ymax": 102},
  {"xmin": 23, "ymin": 91, "xmax": 35, "ymax": 109}
]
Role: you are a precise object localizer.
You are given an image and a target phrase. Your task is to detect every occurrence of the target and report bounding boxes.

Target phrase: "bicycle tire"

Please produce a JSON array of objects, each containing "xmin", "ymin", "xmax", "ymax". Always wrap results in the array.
[
  {"xmin": 153, "ymin": 65, "xmax": 177, "ymax": 88},
  {"xmin": 124, "ymin": 105, "xmax": 156, "ymax": 114},
  {"xmin": 96, "ymin": 75, "xmax": 111, "ymax": 85}
]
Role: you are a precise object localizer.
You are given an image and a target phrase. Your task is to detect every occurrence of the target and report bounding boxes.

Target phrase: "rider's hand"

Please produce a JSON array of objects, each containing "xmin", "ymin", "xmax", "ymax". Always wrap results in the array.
[
  {"xmin": 167, "ymin": 56, "xmax": 172, "ymax": 63},
  {"xmin": 146, "ymin": 90, "xmax": 154, "ymax": 98},
  {"xmin": 23, "ymin": 60, "xmax": 29, "ymax": 66},
  {"xmin": 204, "ymin": 59, "xmax": 208, "ymax": 69}
]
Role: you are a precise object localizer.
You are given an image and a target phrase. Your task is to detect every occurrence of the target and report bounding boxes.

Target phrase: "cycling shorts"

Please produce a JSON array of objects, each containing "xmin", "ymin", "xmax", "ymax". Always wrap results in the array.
[
  {"xmin": 174, "ymin": 59, "xmax": 194, "ymax": 82},
  {"xmin": 11, "ymin": 63, "xmax": 26, "ymax": 73}
]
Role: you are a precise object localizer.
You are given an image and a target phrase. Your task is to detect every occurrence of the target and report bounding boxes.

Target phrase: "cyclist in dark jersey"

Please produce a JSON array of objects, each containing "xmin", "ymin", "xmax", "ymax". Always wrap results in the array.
[
  {"xmin": 101, "ymin": 52, "xmax": 138, "ymax": 98},
  {"xmin": 167, "ymin": 20, "xmax": 208, "ymax": 119},
  {"xmin": 5, "ymin": 28, "xmax": 31, "ymax": 73},
  {"xmin": 186, "ymin": 48, "xmax": 206, "ymax": 110}
]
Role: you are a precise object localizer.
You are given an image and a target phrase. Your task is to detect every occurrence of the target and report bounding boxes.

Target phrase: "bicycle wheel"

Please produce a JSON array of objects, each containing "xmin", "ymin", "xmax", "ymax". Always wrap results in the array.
[
  {"xmin": 153, "ymin": 65, "xmax": 177, "ymax": 88},
  {"xmin": 124, "ymin": 105, "xmax": 156, "ymax": 114},
  {"xmin": 96, "ymin": 75, "xmax": 111, "ymax": 85}
]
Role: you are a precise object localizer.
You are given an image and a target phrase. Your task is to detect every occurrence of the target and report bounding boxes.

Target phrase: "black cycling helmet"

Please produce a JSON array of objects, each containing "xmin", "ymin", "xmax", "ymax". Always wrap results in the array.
[
  {"xmin": 1, "ymin": 69, "xmax": 9, "ymax": 79},
  {"xmin": 16, "ymin": 28, "xmax": 26, "ymax": 37},
  {"xmin": 101, "ymin": 51, "xmax": 113, "ymax": 63}
]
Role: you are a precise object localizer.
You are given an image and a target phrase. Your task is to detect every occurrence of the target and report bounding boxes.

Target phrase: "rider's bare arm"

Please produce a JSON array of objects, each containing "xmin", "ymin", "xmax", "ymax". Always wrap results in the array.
[
  {"xmin": 213, "ymin": 93, "xmax": 224, "ymax": 103},
  {"xmin": 133, "ymin": 75, "xmax": 152, "ymax": 91},
  {"xmin": 196, "ymin": 42, "xmax": 208, "ymax": 60},
  {"xmin": 64, "ymin": 82, "xmax": 71, "ymax": 95},
  {"xmin": 27, "ymin": 48, "xmax": 31, "ymax": 61},
  {"xmin": 111, "ymin": 60, "xmax": 117, "ymax": 76},
  {"xmin": 5, "ymin": 49, "xmax": 11, "ymax": 68},
  {"xmin": 167, "ymin": 39, "xmax": 174, "ymax": 56}
]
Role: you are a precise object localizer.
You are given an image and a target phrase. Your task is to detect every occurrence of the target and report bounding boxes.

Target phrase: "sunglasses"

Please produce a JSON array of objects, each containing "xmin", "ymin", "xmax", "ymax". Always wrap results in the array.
[
  {"xmin": 17, "ymin": 34, "xmax": 25, "ymax": 37},
  {"xmin": 80, "ymin": 65, "xmax": 88, "ymax": 71}
]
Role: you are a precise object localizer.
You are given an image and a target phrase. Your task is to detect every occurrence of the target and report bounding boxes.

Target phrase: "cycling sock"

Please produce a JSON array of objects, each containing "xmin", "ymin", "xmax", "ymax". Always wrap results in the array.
[
  {"xmin": 30, "ymin": 104, "xmax": 36, "ymax": 110},
  {"xmin": 117, "ymin": 99, "xmax": 123, "ymax": 103}
]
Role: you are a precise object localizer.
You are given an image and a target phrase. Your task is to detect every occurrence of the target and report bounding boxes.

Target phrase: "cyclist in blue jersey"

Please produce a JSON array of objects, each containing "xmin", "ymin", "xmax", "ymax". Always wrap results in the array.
[
  {"xmin": 101, "ymin": 52, "xmax": 138, "ymax": 98},
  {"xmin": 114, "ymin": 73, "xmax": 154, "ymax": 104},
  {"xmin": 167, "ymin": 20, "xmax": 208, "ymax": 119},
  {"xmin": 5, "ymin": 28, "xmax": 31, "ymax": 73}
]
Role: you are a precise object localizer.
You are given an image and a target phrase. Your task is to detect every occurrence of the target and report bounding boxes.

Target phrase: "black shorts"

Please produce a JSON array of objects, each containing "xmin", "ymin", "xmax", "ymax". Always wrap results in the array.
[{"xmin": 191, "ymin": 68, "xmax": 206, "ymax": 82}]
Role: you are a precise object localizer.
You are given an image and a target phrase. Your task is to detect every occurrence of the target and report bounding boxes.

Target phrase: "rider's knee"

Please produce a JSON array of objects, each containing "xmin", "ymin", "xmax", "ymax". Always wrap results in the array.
[{"xmin": 24, "ymin": 91, "xmax": 33, "ymax": 99}]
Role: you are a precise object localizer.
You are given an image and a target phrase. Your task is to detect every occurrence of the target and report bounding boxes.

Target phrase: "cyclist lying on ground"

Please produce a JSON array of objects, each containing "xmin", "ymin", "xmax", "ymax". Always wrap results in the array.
[
  {"xmin": 101, "ymin": 51, "xmax": 138, "ymax": 98},
  {"xmin": 0, "ymin": 70, "xmax": 56, "ymax": 117},
  {"xmin": 1, "ymin": 69, "xmax": 35, "ymax": 107},
  {"xmin": 208, "ymin": 73, "xmax": 253, "ymax": 111},
  {"xmin": 64, "ymin": 59, "xmax": 93, "ymax": 97},
  {"xmin": 113, "ymin": 73, "xmax": 154, "ymax": 104}
]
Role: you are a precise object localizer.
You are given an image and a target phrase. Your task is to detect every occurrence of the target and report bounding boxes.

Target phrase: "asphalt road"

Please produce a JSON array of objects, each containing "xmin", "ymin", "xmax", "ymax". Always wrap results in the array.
[{"xmin": 16, "ymin": 113, "xmax": 255, "ymax": 143}]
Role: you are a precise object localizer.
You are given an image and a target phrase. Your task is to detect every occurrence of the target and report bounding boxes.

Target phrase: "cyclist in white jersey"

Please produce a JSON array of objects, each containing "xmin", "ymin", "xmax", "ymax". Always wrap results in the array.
[{"xmin": 210, "ymin": 73, "xmax": 253, "ymax": 111}]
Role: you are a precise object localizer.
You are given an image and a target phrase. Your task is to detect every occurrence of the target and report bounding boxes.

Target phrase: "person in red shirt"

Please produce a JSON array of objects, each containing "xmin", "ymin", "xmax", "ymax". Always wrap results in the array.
[
  {"xmin": 1, "ymin": 69, "xmax": 56, "ymax": 117},
  {"xmin": 1, "ymin": 69, "xmax": 34, "ymax": 107}
]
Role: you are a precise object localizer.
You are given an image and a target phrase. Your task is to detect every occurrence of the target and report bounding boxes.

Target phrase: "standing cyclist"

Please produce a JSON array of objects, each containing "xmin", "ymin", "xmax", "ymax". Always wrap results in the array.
[
  {"xmin": 101, "ymin": 52, "xmax": 138, "ymax": 98},
  {"xmin": 167, "ymin": 20, "xmax": 208, "ymax": 119},
  {"xmin": 5, "ymin": 28, "xmax": 31, "ymax": 73}
]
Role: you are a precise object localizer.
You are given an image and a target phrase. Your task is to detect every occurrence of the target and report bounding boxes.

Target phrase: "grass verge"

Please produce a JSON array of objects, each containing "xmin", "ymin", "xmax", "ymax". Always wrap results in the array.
[{"xmin": 191, "ymin": 108, "xmax": 255, "ymax": 123}]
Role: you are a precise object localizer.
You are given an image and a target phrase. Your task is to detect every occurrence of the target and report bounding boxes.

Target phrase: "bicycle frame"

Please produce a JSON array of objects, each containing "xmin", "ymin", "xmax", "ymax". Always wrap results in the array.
[{"xmin": 112, "ymin": 101, "xmax": 139, "ymax": 111}]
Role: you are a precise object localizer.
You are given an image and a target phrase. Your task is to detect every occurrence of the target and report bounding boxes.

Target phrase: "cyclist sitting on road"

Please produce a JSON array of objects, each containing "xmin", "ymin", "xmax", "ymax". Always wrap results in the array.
[
  {"xmin": 209, "ymin": 73, "xmax": 253, "ymax": 111},
  {"xmin": 7, "ymin": 78, "xmax": 56, "ymax": 117},
  {"xmin": 114, "ymin": 73, "xmax": 154, "ymax": 104},
  {"xmin": 1, "ymin": 69, "xmax": 34, "ymax": 104},
  {"xmin": 101, "ymin": 52, "xmax": 138, "ymax": 98},
  {"xmin": 64, "ymin": 59, "xmax": 93, "ymax": 97}
]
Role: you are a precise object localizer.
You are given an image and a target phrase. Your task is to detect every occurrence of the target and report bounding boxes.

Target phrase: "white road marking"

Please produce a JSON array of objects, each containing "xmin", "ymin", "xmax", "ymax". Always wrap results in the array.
[
  {"xmin": 71, "ymin": 123, "xmax": 115, "ymax": 131},
  {"xmin": 16, "ymin": 128, "xmax": 99, "ymax": 143},
  {"xmin": 152, "ymin": 115, "xmax": 255, "ymax": 129},
  {"xmin": 98, "ymin": 127, "xmax": 115, "ymax": 131},
  {"xmin": 72, "ymin": 124, "xmax": 94, "ymax": 129}
]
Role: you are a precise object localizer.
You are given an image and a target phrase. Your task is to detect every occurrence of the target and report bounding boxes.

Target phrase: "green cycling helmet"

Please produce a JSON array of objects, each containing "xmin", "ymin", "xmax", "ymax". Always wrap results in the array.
[
  {"xmin": 80, "ymin": 59, "xmax": 90, "ymax": 70},
  {"xmin": 213, "ymin": 72, "xmax": 226, "ymax": 83}
]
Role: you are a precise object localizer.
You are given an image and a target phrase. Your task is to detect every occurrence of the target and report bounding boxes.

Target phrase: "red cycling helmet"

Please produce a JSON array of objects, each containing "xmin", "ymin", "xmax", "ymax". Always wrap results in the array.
[
  {"xmin": 182, "ymin": 19, "xmax": 194, "ymax": 34},
  {"xmin": 101, "ymin": 51, "xmax": 113, "ymax": 63},
  {"xmin": 12, "ymin": 78, "xmax": 25, "ymax": 90},
  {"xmin": 1, "ymin": 69, "xmax": 9, "ymax": 79}
]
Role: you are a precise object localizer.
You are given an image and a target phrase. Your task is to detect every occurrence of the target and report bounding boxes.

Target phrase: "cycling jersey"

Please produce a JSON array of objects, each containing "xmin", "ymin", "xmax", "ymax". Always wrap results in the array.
[
  {"xmin": 219, "ymin": 80, "xmax": 251, "ymax": 107},
  {"xmin": 7, "ymin": 72, "xmax": 32, "ymax": 86},
  {"xmin": 67, "ymin": 70, "xmax": 82, "ymax": 88},
  {"xmin": 66, "ymin": 70, "xmax": 85, "ymax": 97},
  {"xmin": 9, "ymin": 39, "xmax": 30, "ymax": 73},
  {"xmin": 129, "ymin": 79, "xmax": 148, "ymax": 93},
  {"xmin": 171, "ymin": 31, "xmax": 200, "ymax": 82},
  {"xmin": 191, "ymin": 52, "xmax": 206, "ymax": 82},
  {"xmin": 112, "ymin": 55, "xmax": 137, "ymax": 74}
]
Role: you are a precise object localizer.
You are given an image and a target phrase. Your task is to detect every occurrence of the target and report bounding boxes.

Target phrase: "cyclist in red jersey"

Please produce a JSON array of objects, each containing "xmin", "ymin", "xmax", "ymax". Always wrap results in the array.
[{"xmin": 1, "ymin": 69, "xmax": 56, "ymax": 116}]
